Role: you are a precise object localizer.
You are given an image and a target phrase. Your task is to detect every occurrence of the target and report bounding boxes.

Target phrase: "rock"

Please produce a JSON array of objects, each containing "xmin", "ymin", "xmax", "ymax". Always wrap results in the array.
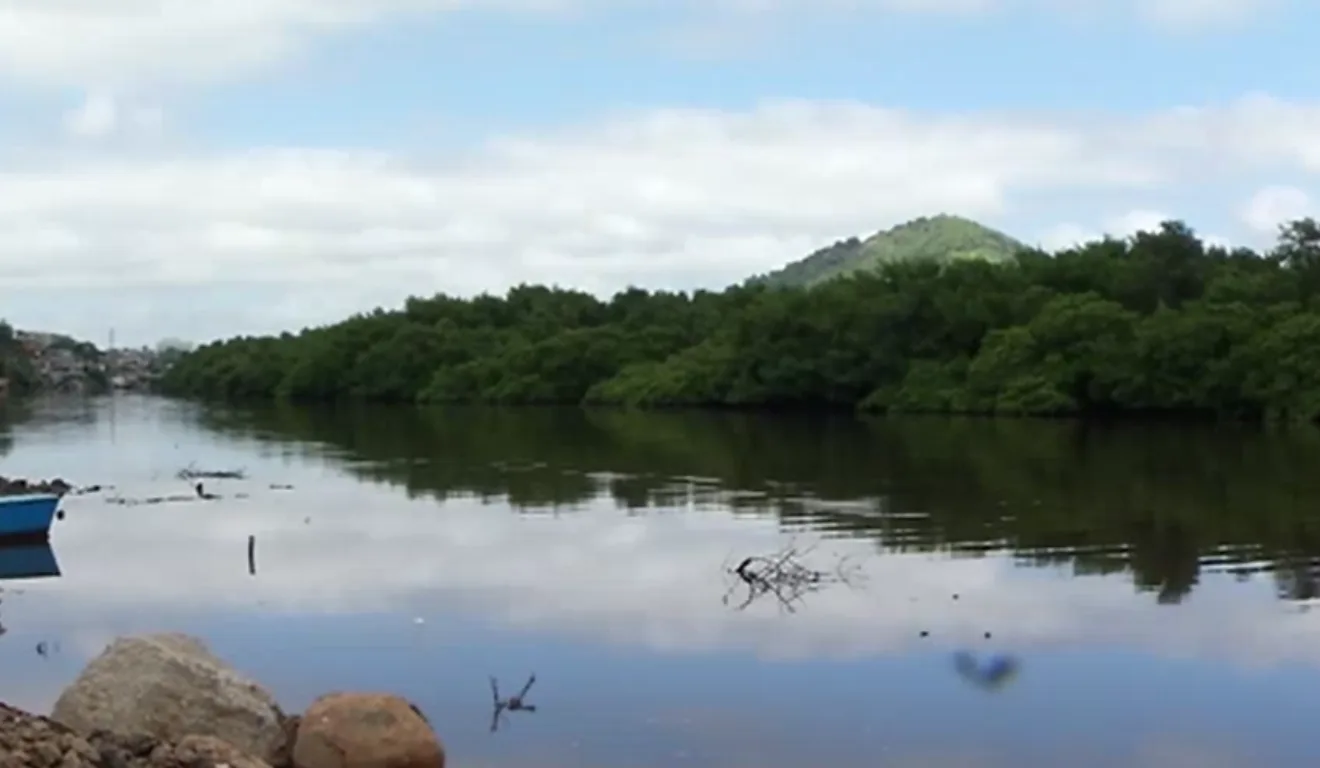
[
  {"xmin": 0, "ymin": 476, "xmax": 73, "ymax": 497},
  {"xmin": 0, "ymin": 702, "xmax": 270, "ymax": 768},
  {"xmin": 293, "ymin": 693, "xmax": 444, "ymax": 768},
  {"xmin": 268, "ymin": 715, "xmax": 300, "ymax": 768},
  {"xmin": 50, "ymin": 634, "xmax": 287, "ymax": 764},
  {"xmin": 174, "ymin": 735, "xmax": 272, "ymax": 768}
]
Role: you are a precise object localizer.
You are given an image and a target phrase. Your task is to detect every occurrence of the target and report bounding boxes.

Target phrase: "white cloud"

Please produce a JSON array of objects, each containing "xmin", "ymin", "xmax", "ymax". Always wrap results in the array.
[
  {"xmin": 62, "ymin": 93, "xmax": 117, "ymax": 139},
  {"xmin": 1038, "ymin": 209, "xmax": 1238, "ymax": 252},
  {"xmin": 0, "ymin": 1, "xmax": 496, "ymax": 89},
  {"xmin": 1240, "ymin": 185, "xmax": 1314, "ymax": 234},
  {"xmin": 62, "ymin": 92, "xmax": 163, "ymax": 139},
  {"xmin": 0, "ymin": 95, "xmax": 1318, "ymax": 342},
  {"xmin": 1107, "ymin": 209, "xmax": 1174, "ymax": 235},
  {"xmin": 1036, "ymin": 222, "xmax": 1098, "ymax": 251}
]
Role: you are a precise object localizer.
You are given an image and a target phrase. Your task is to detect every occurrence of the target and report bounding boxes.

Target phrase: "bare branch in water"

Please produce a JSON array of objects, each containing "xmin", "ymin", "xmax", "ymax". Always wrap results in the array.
[
  {"xmin": 514, "ymin": 673, "xmax": 536, "ymax": 703},
  {"xmin": 488, "ymin": 672, "xmax": 539, "ymax": 732},
  {"xmin": 721, "ymin": 540, "xmax": 865, "ymax": 613}
]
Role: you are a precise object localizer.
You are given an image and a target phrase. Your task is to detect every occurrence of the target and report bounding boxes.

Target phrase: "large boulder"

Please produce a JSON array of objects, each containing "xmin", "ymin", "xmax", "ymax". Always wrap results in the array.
[
  {"xmin": 50, "ymin": 633, "xmax": 288, "ymax": 764},
  {"xmin": 293, "ymin": 693, "xmax": 444, "ymax": 768}
]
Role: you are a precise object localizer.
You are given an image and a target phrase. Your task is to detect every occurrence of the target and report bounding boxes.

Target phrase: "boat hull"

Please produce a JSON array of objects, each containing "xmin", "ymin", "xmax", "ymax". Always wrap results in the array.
[{"xmin": 0, "ymin": 493, "xmax": 60, "ymax": 542}]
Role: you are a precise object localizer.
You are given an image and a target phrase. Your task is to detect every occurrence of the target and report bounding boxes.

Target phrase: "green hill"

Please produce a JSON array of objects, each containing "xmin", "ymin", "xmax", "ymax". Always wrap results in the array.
[{"xmin": 750, "ymin": 214, "xmax": 1027, "ymax": 288}]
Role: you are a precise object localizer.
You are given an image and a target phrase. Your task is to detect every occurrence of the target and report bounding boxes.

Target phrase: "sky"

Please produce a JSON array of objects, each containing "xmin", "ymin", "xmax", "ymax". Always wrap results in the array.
[{"xmin": 0, "ymin": 0, "xmax": 1318, "ymax": 347}]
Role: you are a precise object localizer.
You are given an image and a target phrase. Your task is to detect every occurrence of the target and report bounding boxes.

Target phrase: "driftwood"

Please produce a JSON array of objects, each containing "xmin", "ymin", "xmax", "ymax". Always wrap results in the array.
[
  {"xmin": 105, "ymin": 481, "xmax": 252, "ymax": 506},
  {"xmin": 488, "ymin": 673, "xmax": 537, "ymax": 732},
  {"xmin": 176, "ymin": 463, "xmax": 246, "ymax": 480},
  {"xmin": 721, "ymin": 541, "xmax": 864, "ymax": 613},
  {"xmin": 105, "ymin": 494, "xmax": 197, "ymax": 506}
]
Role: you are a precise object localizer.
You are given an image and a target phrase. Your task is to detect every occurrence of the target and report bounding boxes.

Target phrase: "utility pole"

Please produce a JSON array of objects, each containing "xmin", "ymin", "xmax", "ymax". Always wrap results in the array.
[
  {"xmin": 107, "ymin": 327, "xmax": 119, "ymax": 381},
  {"xmin": 108, "ymin": 327, "xmax": 117, "ymax": 445}
]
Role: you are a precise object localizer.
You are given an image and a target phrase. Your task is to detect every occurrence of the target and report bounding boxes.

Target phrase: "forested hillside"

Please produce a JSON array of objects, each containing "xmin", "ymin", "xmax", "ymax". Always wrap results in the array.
[
  {"xmin": 750, "ymin": 214, "xmax": 1024, "ymax": 288},
  {"xmin": 160, "ymin": 217, "xmax": 1320, "ymax": 422}
]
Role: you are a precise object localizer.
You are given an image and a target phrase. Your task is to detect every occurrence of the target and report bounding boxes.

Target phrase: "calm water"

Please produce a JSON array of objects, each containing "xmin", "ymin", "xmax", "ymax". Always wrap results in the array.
[{"xmin": 2, "ymin": 396, "xmax": 1320, "ymax": 766}]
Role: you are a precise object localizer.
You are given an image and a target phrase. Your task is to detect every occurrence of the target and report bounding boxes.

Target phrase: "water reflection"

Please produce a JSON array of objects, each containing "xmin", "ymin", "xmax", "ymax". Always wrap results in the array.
[
  {"xmin": 952, "ymin": 651, "xmax": 1020, "ymax": 693},
  {"xmin": 189, "ymin": 401, "xmax": 1320, "ymax": 606},
  {"xmin": 0, "ymin": 399, "xmax": 1303, "ymax": 671},
  {"xmin": 0, "ymin": 542, "xmax": 61, "ymax": 582},
  {"xmin": 0, "ymin": 397, "xmax": 36, "ymax": 458},
  {"xmin": 0, "ymin": 397, "xmax": 1317, "ymax": 765},
  {"xmin": 0, "ymin": 542, "xmax": 60, "ymax": 638}
]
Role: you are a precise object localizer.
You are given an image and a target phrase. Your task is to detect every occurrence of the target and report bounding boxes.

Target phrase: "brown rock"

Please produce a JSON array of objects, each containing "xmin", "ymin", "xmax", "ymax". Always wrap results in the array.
[
  {"xmin": 0, "ymin": 701, "xmax": 272, "ymax": 768},
  {"xmin": 293, "ymin": 694, "xmax": 443, "ymax": 768},
  {"xmin": 268, "ymin": 716, "xmax": 300, "ymax": 768},
  {"xmin": 174, "ymin": 735, "xmax": 271, "ymax": 768},
  {"xmin": 50, "ymin": 633, "xmax": 287, "ymax": 763}
]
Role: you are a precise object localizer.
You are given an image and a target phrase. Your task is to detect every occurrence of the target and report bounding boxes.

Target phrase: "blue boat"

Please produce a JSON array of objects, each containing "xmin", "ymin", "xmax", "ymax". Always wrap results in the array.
[
  {"xmin": 0, "ymin": 493, "xmax": 60, "ymax": 542},
  {"xmin": 0, "ymin": 541, "xmax": 60, "ymax": 581}
]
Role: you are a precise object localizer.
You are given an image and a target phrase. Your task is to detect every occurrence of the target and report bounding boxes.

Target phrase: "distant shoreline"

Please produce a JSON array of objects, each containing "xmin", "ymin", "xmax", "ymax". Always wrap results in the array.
[{"xmin": 149, "ymin": 394, "xmax": 1307, "ymax": 432}]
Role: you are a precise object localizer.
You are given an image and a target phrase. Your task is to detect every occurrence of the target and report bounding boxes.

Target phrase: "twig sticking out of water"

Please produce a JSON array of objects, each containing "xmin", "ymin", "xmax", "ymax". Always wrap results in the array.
[
  {"xmin": 721, "ymin": 541, "xmax": 864, "ymax": 613},
  {"xmin": 488, "ymin": 673, "xmax": 537, "ymax": 732},
  {"xmin": 177, "ymin": 463, "xmax": 246, "ymax": 480}
]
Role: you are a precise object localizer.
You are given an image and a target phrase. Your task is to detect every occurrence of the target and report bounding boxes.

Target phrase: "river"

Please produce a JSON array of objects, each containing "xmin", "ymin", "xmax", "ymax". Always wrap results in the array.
[{"xmin": 1, "ymin": 395, "xmax": 1319, "ymax": 766}]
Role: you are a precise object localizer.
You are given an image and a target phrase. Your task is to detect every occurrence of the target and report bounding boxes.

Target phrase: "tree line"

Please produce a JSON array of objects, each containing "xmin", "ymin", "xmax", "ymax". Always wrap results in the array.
[{"xmin": 160, "ymin": 217, "xmax": 1320, "ymax": 422}]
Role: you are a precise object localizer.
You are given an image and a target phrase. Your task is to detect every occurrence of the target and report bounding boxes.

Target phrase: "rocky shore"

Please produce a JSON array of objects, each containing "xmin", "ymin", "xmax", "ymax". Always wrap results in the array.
[
  {"xmin": 0, "ymin": 705, "xmax": 276, "ymax": 768},
  {"xmin": 0, "ymin": 634, "xmax": 445, "ymax": 768}
]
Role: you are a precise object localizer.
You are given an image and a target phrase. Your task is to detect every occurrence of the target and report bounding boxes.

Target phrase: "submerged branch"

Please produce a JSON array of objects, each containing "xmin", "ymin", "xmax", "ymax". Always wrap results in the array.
[
  {"xmin": 488, "ymin": 672, "xmax": 538, "ymax": 732},
  {"xmin": 721, "ymin": 540, "xmax": 864, "ymax": 613}
]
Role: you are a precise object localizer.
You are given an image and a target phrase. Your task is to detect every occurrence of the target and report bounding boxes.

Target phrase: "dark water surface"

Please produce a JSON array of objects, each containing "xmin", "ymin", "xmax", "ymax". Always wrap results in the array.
[{"xmin": 2, "ymin": 396, "xmax": 1320, "ymax": 766}]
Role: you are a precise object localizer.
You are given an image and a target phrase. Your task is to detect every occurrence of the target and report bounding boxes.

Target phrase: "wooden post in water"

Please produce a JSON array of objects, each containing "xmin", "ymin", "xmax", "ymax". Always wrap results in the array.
[{"xmin": 247, "ymin": 535, "xmax": 256, "ymax": 576}]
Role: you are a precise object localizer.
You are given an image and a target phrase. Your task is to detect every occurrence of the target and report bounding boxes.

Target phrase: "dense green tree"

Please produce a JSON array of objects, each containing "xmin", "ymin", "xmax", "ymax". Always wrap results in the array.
[
  {"xmin": 160, "ymin": 217, "xmax": 1320, "ymax": 424},
  {"xmin": 0, "ymin": 320, "xmax": 38, "ymax": 395}
]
